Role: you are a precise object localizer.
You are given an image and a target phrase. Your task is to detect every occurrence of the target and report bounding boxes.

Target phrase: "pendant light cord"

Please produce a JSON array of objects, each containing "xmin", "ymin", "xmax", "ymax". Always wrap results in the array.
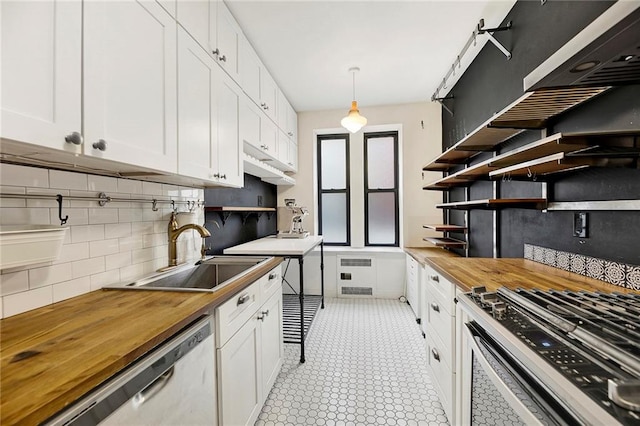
[{"xmin": 352, "ymin": 70, "xmax": 356, "ymax": 101}]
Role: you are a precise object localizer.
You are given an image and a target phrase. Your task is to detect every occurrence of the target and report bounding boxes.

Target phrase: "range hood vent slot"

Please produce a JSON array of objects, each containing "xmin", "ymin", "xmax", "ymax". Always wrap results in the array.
[{"xmin": 524, "ymin": 2, "xmax": 640, "ymax": 91}]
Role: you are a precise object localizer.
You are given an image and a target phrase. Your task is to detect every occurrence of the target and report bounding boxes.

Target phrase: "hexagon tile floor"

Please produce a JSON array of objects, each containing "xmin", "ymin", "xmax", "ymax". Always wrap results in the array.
[{"xmin": 255, "ymin": 298, "xmax": 450, "ymax": 426}]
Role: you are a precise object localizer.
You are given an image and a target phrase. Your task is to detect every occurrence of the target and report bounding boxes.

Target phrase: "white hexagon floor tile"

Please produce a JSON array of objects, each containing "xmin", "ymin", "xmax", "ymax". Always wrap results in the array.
[{"xmin": 256, "ymin": 298, "xmax": 449, "ymax": 426}]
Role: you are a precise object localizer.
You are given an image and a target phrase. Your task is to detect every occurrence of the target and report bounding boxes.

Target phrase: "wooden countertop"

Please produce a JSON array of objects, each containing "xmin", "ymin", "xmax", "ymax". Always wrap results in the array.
[
  {"xmin": 404, "ymin": 246, "xmax": 459, "ymax": 263},
  {"xmin": 424, "ymin": 257, "xmax": 637, "ymax": 294},
  {"xmin": 0, "ymin": 257, "xmax": 283, "ymax": 425}
]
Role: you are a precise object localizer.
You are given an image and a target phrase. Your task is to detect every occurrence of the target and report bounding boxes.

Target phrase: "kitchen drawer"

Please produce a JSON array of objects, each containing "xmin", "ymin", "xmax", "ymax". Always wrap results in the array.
[
  {"xmin": 426, "ymin": 331, "xmax": 454, "ymax": 422},
  {"xmin": 424, "ymin": 264, "xmax": 455, "ymax": 314},
  {"xmin": 426, "ymin": 298, "xmax": 455, "ymax": 362},
  {"xmin": 216, "ymin": 279, "xmax": 261, "ymax": 348},
  {"xmin": 260, "ymin": 265, "xmax": 282, "ymax": 303}
]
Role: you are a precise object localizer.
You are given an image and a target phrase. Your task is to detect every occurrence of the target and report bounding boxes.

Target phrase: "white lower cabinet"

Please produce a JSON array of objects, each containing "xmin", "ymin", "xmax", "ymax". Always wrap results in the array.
[
  {"xmin": 422, "ymin": 263, "xmax": 456, "ymax": 424},
  {"xmin": 405, "ymin": 254, "xmax": 420, "ymax": 321},
  {"xmin": 216, "ymin": 265, "xmax": 282, "ymax": 426}
]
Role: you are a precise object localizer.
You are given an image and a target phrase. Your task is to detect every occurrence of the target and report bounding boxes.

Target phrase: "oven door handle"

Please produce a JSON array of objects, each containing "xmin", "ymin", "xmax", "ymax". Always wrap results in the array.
[{"xmin": 464, "ymin": 323, "xmax": 552, "ymax": 426}]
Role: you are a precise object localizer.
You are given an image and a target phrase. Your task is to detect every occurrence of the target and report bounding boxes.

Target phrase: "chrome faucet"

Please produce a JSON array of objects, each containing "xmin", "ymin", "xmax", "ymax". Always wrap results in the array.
[{"xmin": 167, "ymin": 211, "xmax": 211, "ymax": 267}]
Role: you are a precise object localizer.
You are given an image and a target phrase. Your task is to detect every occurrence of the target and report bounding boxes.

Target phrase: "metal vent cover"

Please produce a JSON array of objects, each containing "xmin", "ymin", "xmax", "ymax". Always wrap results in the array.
[
  {"xmin": 341, "ymin": 286, "xmax": 373, "ymax": 296},
  {"xmin": 340, "ymin": 258, "xmax": 372, "ymax": 267}
]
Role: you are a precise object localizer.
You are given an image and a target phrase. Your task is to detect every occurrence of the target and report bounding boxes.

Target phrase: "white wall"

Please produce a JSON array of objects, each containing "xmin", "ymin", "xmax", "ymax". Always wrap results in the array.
[
  {"xmin": 0, "ymin": 164, "xmax": 205, "ymax": 318},
  {"xmin": 279, "ymin": 102, "xmax": 444, "ymax": 248}
]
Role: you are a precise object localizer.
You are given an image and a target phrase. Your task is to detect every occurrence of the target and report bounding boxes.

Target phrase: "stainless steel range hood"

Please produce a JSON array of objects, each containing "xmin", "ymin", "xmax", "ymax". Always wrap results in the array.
[{"xmin": 524, "ymin": 2, "xmax": 640, "ymax": 91}]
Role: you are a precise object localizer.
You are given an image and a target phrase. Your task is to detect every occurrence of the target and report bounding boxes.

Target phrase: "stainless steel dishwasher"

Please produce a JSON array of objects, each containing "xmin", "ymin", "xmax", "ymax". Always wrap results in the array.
[{"xmin": 46, "ymin": 316, "xmax": 216, "ymax": 426}]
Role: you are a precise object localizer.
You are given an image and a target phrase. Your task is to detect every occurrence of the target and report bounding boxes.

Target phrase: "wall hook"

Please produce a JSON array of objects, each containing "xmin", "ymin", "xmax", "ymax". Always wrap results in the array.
[
  {"xmin": 151, "ymin": 199, "xmax": 158, "ymax": 211},
  {"xmin": 56, "ymin": 194, "xmax": 68, "ymax": 226},
  {"xmin": 171, "ymin": 200, "xmax": 176, "ymax": 212}
]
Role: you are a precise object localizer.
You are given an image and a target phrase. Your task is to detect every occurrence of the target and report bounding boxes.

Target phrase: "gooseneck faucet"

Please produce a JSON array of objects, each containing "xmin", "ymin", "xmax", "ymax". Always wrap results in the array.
[{"xmin": 167, "ymin": 211, "xmax": 211, "ymax": 267}]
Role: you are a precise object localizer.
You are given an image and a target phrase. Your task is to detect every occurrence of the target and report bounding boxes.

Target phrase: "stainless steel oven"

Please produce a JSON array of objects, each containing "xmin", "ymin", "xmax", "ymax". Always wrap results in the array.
[{"xmin": 458, "ymin": 287, "xmax": 640, "ymax": 426}]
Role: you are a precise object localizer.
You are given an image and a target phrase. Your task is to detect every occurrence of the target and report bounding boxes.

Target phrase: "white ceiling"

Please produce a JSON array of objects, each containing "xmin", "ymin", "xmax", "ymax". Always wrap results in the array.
[{"xmin": 226, "ymin": 0, "xmax": 517, "ymax": 112}]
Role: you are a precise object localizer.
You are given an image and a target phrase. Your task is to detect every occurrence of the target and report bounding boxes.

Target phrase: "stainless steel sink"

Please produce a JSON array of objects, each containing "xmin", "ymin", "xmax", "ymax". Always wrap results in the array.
[{"xmin": 103, "ymin": 256, "xmax": 270, "ymax": 292}]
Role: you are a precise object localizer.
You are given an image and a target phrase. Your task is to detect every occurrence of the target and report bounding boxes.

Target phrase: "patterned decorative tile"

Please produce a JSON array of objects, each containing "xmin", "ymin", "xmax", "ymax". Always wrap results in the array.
[
  {"xmin": 256, "ymin": 299, "xmax": 449, "ymax": 426},
  {"xmin": 585, "ymin": 257, "xmax": 605, "ymax": 281},
  {"xmin": 570, "ymin": 254, "xmax": 587, "ymax": 275},
  {"xmin": 556, "ymin": 251, "xmax": 571, "ymax": 271},
  {"xmin": 523, "ymin": 244, "xmax": 534, "ymax": 261},
  {"xmin": 542, "ymin": 248, "xmax": 556, "ymax": 267},
  {"xmin": 626, "ymin": 265, "xmax": 640, "ymax": 291},
  {"xmin": 604, "ymin": 261, "xmax": 626, "ymax": 286},
  {"xmin": 533, "ymin": 246, "xmax": 545, "ymax": 263}
]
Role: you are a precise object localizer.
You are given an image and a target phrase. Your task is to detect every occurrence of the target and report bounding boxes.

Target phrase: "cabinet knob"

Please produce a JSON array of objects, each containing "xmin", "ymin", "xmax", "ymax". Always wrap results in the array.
[
  {"xmin": 218, "ymin": 54, "xmax": 226, "ymax": 62},
  {"xmin": 65, "ymin": 131, "xmax": 83, "ymax": 145},
  {"xmin": 92, "ymin": 139, "xmax": 107, "ymax": 151},
  {"xmin": 212, "ymin": 173, "xmax": 220, "ymax": 178},
  {"xmin": 268, "ymin": 273, "xmax": 277, "ymax": 280},
  {"xmin": 220, "ymin": 174, "xmax": 226, "ymax": 180},
  {"xmin": 288, "ymin": 132, "xmax": 293, "ymax": 136},
  {"xmin": 431, "ymin": 275, "xmax": 439, "ymax": 282},
  {"xmin": 261, "ymin": 309, "xmax": 269, "ymax": 316},
  {"xmin": 431, "ymin": 348, "xmax": 441, "ymax": 362},
  {"xmin": 212, "ymin": 48, "xmax": 220, "ymax": 56},
  {"xmin": 260, "ymin": 145, "xmax": 269, "ymax": 151},
  {"xmin": 431, "ymin": 303, "xmax": 440, "ymax": 313},
  {"xmin": 257, "ymin": 314, "xmax": 265, "ymax": 321},
  {"xmin": 287, "ymin": 162, "xmax": 293, "ymax": 166},
  {"xmin": 260, "ymin": 103, "xmax": 267, "ymax": 108}
]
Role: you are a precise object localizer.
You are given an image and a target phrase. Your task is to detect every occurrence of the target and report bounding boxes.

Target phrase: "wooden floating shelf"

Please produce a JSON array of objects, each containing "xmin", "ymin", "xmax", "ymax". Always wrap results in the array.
[
  {"xmin": 205, "ymin": 206, "xmax": 276, "ymax": 212},
  {"xmin": 436, "ymin": 198, "xmax": 548, "ymax": 210},
  {"xmin": 422, "ymin": 87, "xmax": 610, "ymax": 172},
  {"xmin": 423, "ymin": 237, "xmax": 467, "ymax": 248},
  {"xmin": 423, "ymin": 224, "xmax": 468, "ymax": 233}
]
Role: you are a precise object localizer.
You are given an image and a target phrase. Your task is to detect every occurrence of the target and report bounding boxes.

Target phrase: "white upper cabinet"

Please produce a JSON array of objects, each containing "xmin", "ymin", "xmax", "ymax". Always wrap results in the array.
[
  {"xmin": 259, "ymin": 69, "xmax": 278, "ymax": 122},
  {"xmin": 157, "ymin": 0, "xmax": 177, "ymax": 18},
  {"xmin": 177, "ymin": 28, "xmax": 217, "ymax": 183},
  {"xmin": 239, "ymin": 35, "xmax": 261, "ymax": 103},
  {"xmin": 216, "ymin": 71, "xmax": 244, "ymax": 188},
  {"xmin": 83, "ymin": 0, "xmax": 178, "ymax": 173},
  {"xmin": 288, "ymin": 140, "xmax": 298, "ymax": 172},
  {"xmin": 215, "ymin": 1, "xmax": 242, "ymax": 83},
  {"xmin": 176, "ymin": 0, "xmax": 216, "ymax": 57},
  {"xmin": 0, "ymin": 0, "xmax": 82, "ymax": 153}
]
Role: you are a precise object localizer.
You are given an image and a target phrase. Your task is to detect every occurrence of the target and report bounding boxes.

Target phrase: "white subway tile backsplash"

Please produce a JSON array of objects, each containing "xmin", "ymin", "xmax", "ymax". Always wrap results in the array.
[
  {"xmin": 90, "ymin": 270, "xmax": 121, "ymax": 290},
  {"xmin": 53, "ymin": 277, "xmax": 91, "ymax": 303},
  {"xmin": 26, "ymin": 188, "xmax": 69, "ymax": 208},
  {"xmin": 90, "ymin": 239, "xmax": 119, "ymax": 257},
  {"xmin": 0, "ymin": 270, "xmax": 29, "ymax": 296},
  {"xmin": 120, "ymin": 263, "xmax": 145, "ymax": 282},
  {"xmin": 0, "ymin": 163, "xmax": 49, "ymax": 188},
  {"xmin": 71, "ymin": 225, "xmax": 105, "ymax": 243},
  {"xmin": 142, "ymin": 208, "xmax": 163, "ymax": 222},
  {"xmin": 119, "ymin": 235, "xmax": 143, "ymax": 251},
  {"xmin": 105, "ymin": 223, "xmax": 131, "ymax": 239},
  {"xmin": 0, "ymin": 207, "xmax": 51, "ymax": 225},
  {"xmin": 118, "ymin": 208, "xmax": 143, "ymax": 223},
  {"xmin": 68, "ymin": 190, "xmax": 98, "ymax": 208},
  {"xmin": 142, "ymin": 181, "xmax": 163, "ymax": 196},
  {"xmin": 88, "ymin": 175, "xmax": 118, "ymax": 193},
  {"xmin": 143, "ymin": 233, "xmax": 165, "ymax": 248},
  {"xmin": 72, "ymin": 257, "xmax": 105, "ymax": 278},
  {"xmin": 163, "ymin": 184, "xmax": 181, "ymax": 197},
  {"xmin": 49, "ymin": 207, "xmax": 89, "ymax": 226},
  {"xmin": 0, "ymin": 186, "xmax": 26, "ymax": 207},
  {"xmin": 49, "ymin": 170, "xmax": 88, "ymax": 191},
  {"xmin": 3, "ymin": 286, "xmax": 53, "ymax": 317},
  {"xmin": 132, "ymin": 247, "xmax": 154, "ymax": 263},
  {"xmin": 29, "ymin": 264, "xmax": 73, "ymax": 288},
  {"xmin": 132, "ymin": 221, "xmax": 155, "ymax": 235},
  {"xmin": 117, "ymin": 178, "xmax": 143, "ymax": 195},
  {"xmin": 53, "ymin": 242, "xmax": 90, "ymax": 265},
  {"xmin": 105, "ymin": 252, "xmax": 131, "ymax": 271},
  {"xmin": 88, "ymin": 208, "xmax": 119, "ymax": 224}
]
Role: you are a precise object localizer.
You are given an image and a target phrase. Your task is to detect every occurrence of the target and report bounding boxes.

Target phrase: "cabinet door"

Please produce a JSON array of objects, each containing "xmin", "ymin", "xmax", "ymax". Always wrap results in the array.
[
  {"xmin": 218, "ymin": 317, "xmax": 262, "ymax": 426},
  {"xmin": 239, "ymin": 35, "xmax": 261, "ymax": 103},
  {"xmin": 176, "ymin": 0, "xmax": 216, "ymax": 54},
  {"xmin": 215, "ymin": 1, "xmax": 241, "ymax": 83},
  {"xmin": 260, "ymin": 116, "xmax": 278, "ymax": 157},
  {"xmin": 240, "ymin": 95, "xmax": 262, "ymax": 151},
  {"xmin": 84, "ymin": 0, "xmax": 177, "ymax": 173},
  {"xmin": 261, "ymin": 291, "xmax": 283, "ymax": 397},
  {"xmin": 288, "ymin": 104, "xmax": 298, "ymax": 144},
  {"xmin": 216, "ymin": 71, "xmax": 243, "ymax": 188},
  {"xmin": 177, "ymin": 28, "xmax": 217, "ymax": 183},
  {"xmin": 288, "ymin": 140, "xmax": 298, "ymax": 172},
  {"xmin": 277, "ymin": 90, "xmax": 289, "ymax": 131},
  {"xmin": 259, "ymin": 70, "xmax": 278, "ymax": 122},
  {"xmin": 277, "ymin": 130, "xmax": 290, "ymax": 167},
  {"xmin": 1, "ymin": 0, "xmax": 81, "ymax": 153}
]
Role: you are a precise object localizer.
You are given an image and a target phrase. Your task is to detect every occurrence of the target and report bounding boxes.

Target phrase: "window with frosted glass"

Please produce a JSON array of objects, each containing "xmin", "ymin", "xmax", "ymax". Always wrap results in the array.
[
  {"xmin": 317, "ymin": 134, "xmax": 350, "ymax": 245},
  {"xmin": 364, "ymin": 132, "xmax": 398, "ymax": 246}
]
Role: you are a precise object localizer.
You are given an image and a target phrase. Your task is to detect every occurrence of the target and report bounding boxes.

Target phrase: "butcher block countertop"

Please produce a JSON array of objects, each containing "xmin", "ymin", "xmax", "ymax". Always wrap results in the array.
[
  {"xmin": 0, "ymin": 256, "xmax": 282, "ymax": 426},
  {"xmin": 426, "ymin": 257, "xmax": 637, "ymax": 294},
  {"xmin": 404, "ymin": 247, "xmax": 459, "ymax": 263}
]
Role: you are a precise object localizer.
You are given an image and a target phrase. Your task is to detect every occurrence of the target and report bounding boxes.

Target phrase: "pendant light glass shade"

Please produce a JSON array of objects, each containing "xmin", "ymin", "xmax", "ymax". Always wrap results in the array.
[
  {"xmin": 341, "ymin": 67, "xmax": 367, "ymax": 133},
  {"xmin": 341, "ymin": 101, "xmax": 367, "ymax": 133}
]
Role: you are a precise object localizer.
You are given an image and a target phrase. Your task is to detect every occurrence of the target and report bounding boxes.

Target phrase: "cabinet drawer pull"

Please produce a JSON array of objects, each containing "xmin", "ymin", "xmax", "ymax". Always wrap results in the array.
[
  {"xmin": 261, "ymin": 309, "xmax": 269, "ymax": 316},
  {"xmin": 65, "ymin": 131, "xmax": 83, "ymax": 145},
  {"xmin": 431, "ymin": 348, "xmax": 441, "ymax": 362},
  {"xmin": 431, "ymin": 303, "xmax": 440, "ymax": 313},
  {"xmin": 431, "ymin": 275, "xmax": 439, "ymax": 283},
  {"xmin": 92, "ymin": 139, "xmax": 107, "ymax": 151},
  {"xmin": 132, "ymin": 366, "xmax": 174, "ymax": 408},
  {"xmin": 212, "ymin": 48, "xmax": 220, "ymax": 56},
  {"xmin": 237, "ymin": 293, "xmax": 250, "ymax": 305},
  {"xmin": 268, "ymin": 273, "xmax": 278, "ymax": 280},
  {"xmin": 257, "ymin": 314, "xmax": 264, "ymax": 321},
  {"xmin": 218, "ymin": 54, "xmax": 226, "ymax": 62}
]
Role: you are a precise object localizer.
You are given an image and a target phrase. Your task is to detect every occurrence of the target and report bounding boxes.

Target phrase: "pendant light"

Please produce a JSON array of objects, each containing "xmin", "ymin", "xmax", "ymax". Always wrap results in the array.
[{"xmin": 340, "ymin": 67, "xmax": 367, "ymax": 133}]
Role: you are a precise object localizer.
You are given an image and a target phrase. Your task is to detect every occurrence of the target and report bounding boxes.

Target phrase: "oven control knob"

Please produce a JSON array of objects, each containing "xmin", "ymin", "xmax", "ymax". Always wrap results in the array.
[
  {"xmin": 491, "ymin": 302, "xmax": 507, "ymax": 320},
  {"xmin": 471, "ymin": 286, "xmax": 487, "ymax": 296},
  {"xmin": 480, "ymin": 292, "xmax": 498, "ymax": 304}
]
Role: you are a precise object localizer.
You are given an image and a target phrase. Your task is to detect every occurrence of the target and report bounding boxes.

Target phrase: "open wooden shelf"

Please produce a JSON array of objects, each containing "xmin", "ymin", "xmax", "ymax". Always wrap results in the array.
[
  {"xmin": 423, "ymin": 237, "xmax": 467, "ymax": 248},
  {"xmin": 436, "ymin": 198, "xmax": 548, "ymax": 210},
  {"xmin": 422, "ymin": 87, "xmax": 610, "ymax": 172},
  {"xmin": 205, "ymin": 206, "xmax": 276, "ymax": 225},
  {"xmin": 423, "ymin": 224, "xmax": 468, "ymax": 233}
]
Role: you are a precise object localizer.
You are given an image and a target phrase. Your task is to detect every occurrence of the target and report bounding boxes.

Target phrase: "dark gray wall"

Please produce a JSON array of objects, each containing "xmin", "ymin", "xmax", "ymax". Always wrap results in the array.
[
  {"xmin": 204, "ymin": 174, "xmax": 277, "ymax": 254},
  {"xmin": 441, "ymin": 0, "xmax": 640, "ymax": 264}
]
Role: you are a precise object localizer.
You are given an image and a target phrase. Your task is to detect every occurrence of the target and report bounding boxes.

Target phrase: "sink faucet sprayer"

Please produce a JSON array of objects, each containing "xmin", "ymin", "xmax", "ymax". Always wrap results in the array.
[{"xmin": 167, "ymin": 211, "xmax": 211, "ymax": 267}]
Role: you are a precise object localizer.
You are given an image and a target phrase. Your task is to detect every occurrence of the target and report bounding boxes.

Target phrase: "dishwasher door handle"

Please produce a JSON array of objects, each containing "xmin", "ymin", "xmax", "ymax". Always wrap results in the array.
[{"xmin": 132, "ymin": 366, "xmax": 175, "ymax": 408}]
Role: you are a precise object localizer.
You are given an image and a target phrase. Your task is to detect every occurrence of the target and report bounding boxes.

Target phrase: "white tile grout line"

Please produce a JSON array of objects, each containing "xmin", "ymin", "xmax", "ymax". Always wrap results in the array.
[{"xmin": 257, "ymin": 298, "xmax": 450, "ymax": 426}]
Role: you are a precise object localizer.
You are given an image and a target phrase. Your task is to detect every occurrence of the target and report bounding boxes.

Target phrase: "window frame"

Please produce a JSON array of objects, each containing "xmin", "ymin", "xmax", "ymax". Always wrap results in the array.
[
  {"xmin": 363, "ymin": 131, "xmax": 399, "ymax": 247},
  {"xmin": 317, "ymin": 133, "xmax": 351, "ymax": 246}
]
